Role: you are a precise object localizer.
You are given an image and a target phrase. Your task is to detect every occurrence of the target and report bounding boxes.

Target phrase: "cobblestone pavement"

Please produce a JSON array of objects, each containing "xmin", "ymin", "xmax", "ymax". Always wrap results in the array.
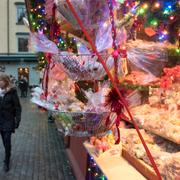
[{"xmin": 0, "ymin": 97, "xmax": 75, "ymax": 180}]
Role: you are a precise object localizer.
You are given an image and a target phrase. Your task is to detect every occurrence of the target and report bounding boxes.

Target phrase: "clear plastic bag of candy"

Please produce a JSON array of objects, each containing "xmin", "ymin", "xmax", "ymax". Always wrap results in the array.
[
  {"xmin": 127, "ymin": 40, "xmax": 168, "ymax": 76},
  {"xmin": 53, "ymin": 111, "xmax": 116, "ymax": 137},
  {"xmin": 55, "ymin": 0, "xmax": 109, "ymax": 30}
]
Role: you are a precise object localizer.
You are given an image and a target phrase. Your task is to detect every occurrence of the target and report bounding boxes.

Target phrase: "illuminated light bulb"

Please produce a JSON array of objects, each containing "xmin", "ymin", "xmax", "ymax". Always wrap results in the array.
[
  {"xmin": 125, "ymin": 2, "xmax": 129, "ymax": 7},
  {"xmin": 32, "ymin": 22, "xmax": 36, "ymax": 26},
  {"xmin": 176, "ymin": 48, "xmax": 180, "ymax": 53},
  {"xmin": 163, "ymin": 30, "xmax": 168, "ymax": 35},
  {"xmin": 168, "ymin": 5, "xmax": 172, "ymax": 9},
  {"xmin": 163, "ymin": 9, "xmax": 169, "ymax": 15},
  {"xmin": 77, "ymin": 43, "xmax": 81, "ymax": 47},
  {"xmin": 121, "ymin": 45, "xmax": 126, "ymax": 50},
  {"xmin": 30, "ymin": 9, "xmax": 33, "ymax": 12},
  {"xmin": 151, "ymin": 20, "xmax": 158, "ymax": 26},
  {"xmin": 44, "ymin": 27, "xmax": 47, "ymax": 30},
  {"xmin": 154, "ymin": 2, "xmax": 160, "ymax": 8},
  {"xmin": 169, "ymin": 15, "xmax": 175, "ymax": 20},
  {"xmin": 143, "ymin": 3, "xmax": 148, "ymax": 9},
  {"xmin": 159, "ymin": 34, "xmax": 165, "ymax": 40},
  {"xmin": 138, "ymin": 8, "xmax": 145, "ymax": 15},
  {"xmin": 38, "ymin": 5, "xmax": 41, "ymax": 9},
  {"xmin": 101, "ymin": 176, "xmax": 105, "ymax": 180},
  {"xmin": 88, "ymin": 168, "xmax": 91, "ymax": 171},
  {"xmin": 178, "ymin": 32, "xmax": 180, "ymax": 37}
]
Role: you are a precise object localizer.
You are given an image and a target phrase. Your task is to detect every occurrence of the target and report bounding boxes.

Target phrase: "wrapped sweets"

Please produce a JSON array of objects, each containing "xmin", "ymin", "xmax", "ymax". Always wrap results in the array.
[
  {"xmin": 90, "ymin": 130, "xmax": 117, "ymax": 155},
  {"xmin": 120, "ymin": 128, "xmax": 180, "ymax": 180},
  {"xmin": 124, "ymin": 102, "xmax": 180, "ymax": 144}
]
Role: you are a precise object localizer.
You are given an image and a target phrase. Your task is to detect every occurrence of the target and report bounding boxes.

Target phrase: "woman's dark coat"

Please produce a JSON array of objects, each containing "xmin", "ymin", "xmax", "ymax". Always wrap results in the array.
[{"xmin": 0, "ymin": 88, "xmax": 21, "ymax": 132}]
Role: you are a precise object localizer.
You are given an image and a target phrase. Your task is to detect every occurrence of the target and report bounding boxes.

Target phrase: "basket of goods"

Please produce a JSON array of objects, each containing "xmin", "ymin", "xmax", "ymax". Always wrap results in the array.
[{"xmin": 54, "ymin": 111, "xmax": 116, "ymax": 137}]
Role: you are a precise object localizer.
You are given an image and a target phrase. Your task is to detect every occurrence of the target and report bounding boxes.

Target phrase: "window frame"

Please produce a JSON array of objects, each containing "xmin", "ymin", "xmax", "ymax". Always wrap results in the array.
[
  {"xmin": 16, "ymin": 3, "xmax": 26, "ymax": 25},
  {"xmin": 16, "ymin": 34, "xmax": 29, "ymax": 53}
]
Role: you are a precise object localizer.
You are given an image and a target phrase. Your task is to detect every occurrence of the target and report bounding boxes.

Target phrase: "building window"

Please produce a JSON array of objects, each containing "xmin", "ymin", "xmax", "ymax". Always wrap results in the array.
[
  {"xmin": 16, "ymin": 4, "xmax": 26, "ymax": 24},
  {"xmin": 16, "ymin": 34, "xmax": 29, "ymax": 52}
]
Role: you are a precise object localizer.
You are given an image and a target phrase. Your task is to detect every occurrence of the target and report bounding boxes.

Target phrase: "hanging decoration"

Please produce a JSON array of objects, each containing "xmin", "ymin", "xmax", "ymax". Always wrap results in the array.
[{"xmin": 27, "ymin": 0, "xmax": 78, "ymax": 71}]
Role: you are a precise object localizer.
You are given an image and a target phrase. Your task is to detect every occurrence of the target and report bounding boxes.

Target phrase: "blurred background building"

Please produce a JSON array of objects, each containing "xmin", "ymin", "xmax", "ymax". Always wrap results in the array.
[{"xmin": 0, "ymin": 0, "xmax": 39, "ymax": 85}]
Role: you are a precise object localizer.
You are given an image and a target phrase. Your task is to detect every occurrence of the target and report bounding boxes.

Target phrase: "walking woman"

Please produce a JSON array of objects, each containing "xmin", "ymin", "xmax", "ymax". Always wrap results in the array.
[{"xmin": 0, "ymin": 74, "xmax": 21, "ymax": 172}]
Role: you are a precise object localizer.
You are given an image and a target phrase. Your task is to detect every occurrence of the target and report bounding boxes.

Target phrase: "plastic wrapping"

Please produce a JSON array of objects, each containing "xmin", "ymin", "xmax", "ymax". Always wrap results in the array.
[
  {"xmin": 31, "ymin": 77, "xmax": 84, "ymax": 112},
  {"xmin": 31, "ymin": 80, "xmax": 116, "ymax": 137},
  {"xmin": 55, "ymin": 0, "xmax": 109, "ymax": 29},
  {"xmin": 95, "ymin": 25, "xmax": 127, "ymax": 52},
  {"xmin": 77, "ymin": 41, "xmax": 90, "ymax": 55},
  {"xmin": 31, "ymin": 87, "xmax": 56, "ymax": 111},
  {"xmin": 85, "ymin": 86, "xmax": 110, "ymax": 113},
  {"xmin": 54, "ymin": 111, "xmax": 115, "ymax": 137},
  {"xmin": 49, "ymin": 62, "xmax": 67, "ymax": 81},
  {"xmin": 29, "ymin": 32, "xmax": 59, "ymax": 54},
  {"xmin": 28, "ymin": 32, "xmax": 113, "ymax": 81},
  {"xmin": 126, "ymin": 90, "xmax": 142, "ymax": 107},
  {"xmin": 45, "ymin": 0, "xmax": 54, "ymax": 19},
  {"xmin": 120, "ymin": 128, "xmax": 180, "ymax": 180},
  {"xmin": 126, "ymin": 40, "xmax": 168, "ymax": 76},
  {"xmin": 52, "ymin": 52, "xmax": 114, "ymax": 80}
]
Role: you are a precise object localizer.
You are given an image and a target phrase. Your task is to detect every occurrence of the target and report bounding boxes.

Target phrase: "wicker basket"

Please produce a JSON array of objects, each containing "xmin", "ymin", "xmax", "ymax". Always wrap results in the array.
[{"xmin": 54, "ymin": 111, "xmax": 116, "ymax": 137}]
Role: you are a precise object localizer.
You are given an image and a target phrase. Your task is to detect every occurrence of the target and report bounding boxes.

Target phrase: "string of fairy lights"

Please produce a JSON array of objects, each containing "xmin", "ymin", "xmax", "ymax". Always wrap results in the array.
[
  {"xmin": 87, "ymin": 155, "xmax": 107, "ymax": 180},
  {"xmin": 28, "ymin": 0, "xmax": 77, "ymax": 70},
  {"xmin": 119, "ymin": 0, "xmax": 180, "ymax": 51},
  {"xmin": 136, "ymin": 1, "xmax": 180, "ymax": 42}
]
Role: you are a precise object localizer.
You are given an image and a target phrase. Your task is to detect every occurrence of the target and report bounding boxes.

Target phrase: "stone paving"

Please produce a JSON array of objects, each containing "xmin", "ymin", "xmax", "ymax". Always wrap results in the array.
[{"xmin": 0, "ymin": 97, "xmax": 75, "ymax": 180}]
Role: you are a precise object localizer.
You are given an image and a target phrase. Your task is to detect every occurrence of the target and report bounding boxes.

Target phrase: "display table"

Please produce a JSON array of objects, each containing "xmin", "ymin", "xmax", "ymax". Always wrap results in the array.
[{"xmin": 84, "ymin": 142, "xmax": 146, "ymax": 180}]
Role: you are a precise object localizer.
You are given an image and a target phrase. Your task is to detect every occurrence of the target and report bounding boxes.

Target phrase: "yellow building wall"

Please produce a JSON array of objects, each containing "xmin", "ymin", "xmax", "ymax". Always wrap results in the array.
[
  {"xmin": 0, "ymin": 0, "xmax": 8, "ymax": 53},
  {"xmin": 0, "ymin": 0, "xmax": 31, "ymax": 53},
  {"xmin": 9, "ymin": 0, "xmax": 30, "ymax": 53}
]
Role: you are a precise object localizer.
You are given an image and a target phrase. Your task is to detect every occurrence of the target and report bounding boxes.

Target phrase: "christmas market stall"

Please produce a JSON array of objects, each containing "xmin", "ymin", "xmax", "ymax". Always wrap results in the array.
[{"xmin": 25, "ymin": 0, "xmax": 180, "ymax": 179}]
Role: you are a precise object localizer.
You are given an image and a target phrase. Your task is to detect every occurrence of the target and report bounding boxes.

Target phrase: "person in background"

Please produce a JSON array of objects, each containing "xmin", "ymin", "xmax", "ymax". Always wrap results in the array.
[
  {"xmin": 19, "ymin": 76, "xmax": 27, "ymax": 97},
  {"xmin": 23, "ymin": 76, "xmax": 28, "ymax": 97},
  {"xmin": 9, "ymin": 75, "xmax": 17, "ymax": 87},
  {"xmin": 0, "ymin": 74, "xmax": 21, "ymax": 172}
]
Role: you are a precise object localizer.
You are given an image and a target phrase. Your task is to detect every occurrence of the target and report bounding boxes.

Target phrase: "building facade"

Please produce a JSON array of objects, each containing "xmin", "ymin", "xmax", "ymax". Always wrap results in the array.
[{"xmin": 0, "ymin": 0, "xmax": 39, "ymax": 85}]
